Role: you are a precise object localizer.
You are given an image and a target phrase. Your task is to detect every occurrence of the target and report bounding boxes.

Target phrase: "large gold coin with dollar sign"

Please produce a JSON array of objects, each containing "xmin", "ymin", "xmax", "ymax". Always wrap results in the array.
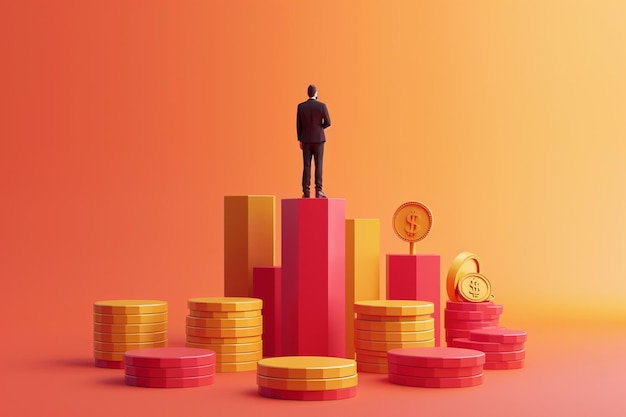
[
  {"xmin": 456, "ymin": 273, "xmax": 492, "ymax": 303},
  {"xmin": 392, "ymin": 202, "xmax": 433, "ymax": 254},
  {"xmin": 446, "ymin": 251, "xmax": 481, "ymax": 301}
]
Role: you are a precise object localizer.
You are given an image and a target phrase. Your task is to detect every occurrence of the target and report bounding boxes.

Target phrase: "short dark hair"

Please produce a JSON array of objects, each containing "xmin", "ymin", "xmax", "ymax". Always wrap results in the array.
[{"xmin": 307, "ymin": 84, "xmax": 317, "ymax": 97}]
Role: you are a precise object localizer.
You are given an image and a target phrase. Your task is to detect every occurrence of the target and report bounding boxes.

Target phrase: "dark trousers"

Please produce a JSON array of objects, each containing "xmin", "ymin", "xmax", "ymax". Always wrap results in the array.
[{"xmin": 301, "ymin": 142, "xmax": 324, "ymax": 193}]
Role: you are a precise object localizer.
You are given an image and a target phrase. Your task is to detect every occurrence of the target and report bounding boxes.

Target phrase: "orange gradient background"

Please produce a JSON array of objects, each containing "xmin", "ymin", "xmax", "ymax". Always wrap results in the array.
[{"xmin": 1, "ymin": 1, "xmax": 625, "ymax": 416}]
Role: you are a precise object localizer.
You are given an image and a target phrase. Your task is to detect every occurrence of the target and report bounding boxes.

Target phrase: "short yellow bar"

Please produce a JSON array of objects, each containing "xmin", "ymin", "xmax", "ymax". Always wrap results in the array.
[
  {"xmin": 345, "ymin": 219, "xmax": 380, "ymax": 358},
  {"xmin": 224, "ymin": 196, "xmax": 276, "ymax": 297}
]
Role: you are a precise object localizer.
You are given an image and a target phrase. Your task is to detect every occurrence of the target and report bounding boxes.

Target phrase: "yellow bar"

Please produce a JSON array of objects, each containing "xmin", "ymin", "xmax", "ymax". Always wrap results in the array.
[
  {"xmin": 345, "ymin": 219, "xmax": 380, "ymax": 358},
  {"xmin": 224, "ymin": 196, "xmax": 276, "ymax": 297}
]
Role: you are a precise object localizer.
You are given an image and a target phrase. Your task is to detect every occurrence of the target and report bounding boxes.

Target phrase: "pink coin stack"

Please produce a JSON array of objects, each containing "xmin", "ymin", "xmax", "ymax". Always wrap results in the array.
[
  {"xmin": 123, "ymin": 347, "xmax": 216, "ymax": 388},
  {"xmin": 444, "ymin": 300, "xmax": 503, "ymax": 345},
  {"xmin": 450, "ymin": 327, "xmax": 527, "ymax": 370},
  {"xmin": 387, "ymin": 347, "xmax": 486, "ymax": 388}
]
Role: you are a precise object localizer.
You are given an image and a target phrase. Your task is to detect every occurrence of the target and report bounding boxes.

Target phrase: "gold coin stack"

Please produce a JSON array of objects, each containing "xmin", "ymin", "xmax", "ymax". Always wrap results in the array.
[
  {"xmin": 354, "ymin": 300, "xmax": 435, "ymax": 374},
  {"xmin": 93, "ymin": 300, "xmax": 168, "ymax": 368},
  {"xmin": 186, "ymin": 297, "xmax": 263, "ymax": 372},
  {"xmin": 257, "ymin": 356, "xmax": 358, "ymax": 401}
]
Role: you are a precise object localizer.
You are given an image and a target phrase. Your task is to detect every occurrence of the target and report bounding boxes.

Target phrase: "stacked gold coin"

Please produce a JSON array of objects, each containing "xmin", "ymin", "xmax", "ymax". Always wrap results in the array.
[
  {"xmin": 186, "ymin": 297, "xmax": 263, "ymax": 372},
  {"xmin": 93, "ymin": 300, "xmax": 168, "ymax": 368},
  {"xmin": 257, "ymin": 356, "xmax": 358, "ymax": 400},
  {"xmin": 354, "ymin": 300, "xmax": 435, "ymax": 373}
]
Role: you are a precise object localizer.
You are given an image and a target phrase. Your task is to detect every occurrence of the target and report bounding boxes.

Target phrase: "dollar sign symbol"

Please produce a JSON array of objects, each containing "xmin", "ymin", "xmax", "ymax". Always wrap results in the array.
[
  {"xmin": 404, "ymin": 210, "xmax": 419, "ymax": 236},
  {"xmin": 469, "ymin": 278, "xmax": 481, "ymax": 299}
]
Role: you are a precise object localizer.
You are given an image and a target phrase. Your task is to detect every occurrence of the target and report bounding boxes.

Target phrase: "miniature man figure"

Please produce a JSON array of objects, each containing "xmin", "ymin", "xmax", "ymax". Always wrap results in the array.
[{"xmin": 296, "ymin": 84, "xmax": 331, "ymax": 198}]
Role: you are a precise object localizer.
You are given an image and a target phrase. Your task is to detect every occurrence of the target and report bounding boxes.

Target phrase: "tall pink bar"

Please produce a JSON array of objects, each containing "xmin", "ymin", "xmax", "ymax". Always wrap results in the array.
[
  {"xmin": 252, "ymin": 266, "xmax": 281, "ymax": 357},
  {"xmin": 281, "ymin": 198, "xmax": 346, "ymax": 357},
  {"xmin": 387, "ymin": 254, "xmax": 441, "ymax": 346}
]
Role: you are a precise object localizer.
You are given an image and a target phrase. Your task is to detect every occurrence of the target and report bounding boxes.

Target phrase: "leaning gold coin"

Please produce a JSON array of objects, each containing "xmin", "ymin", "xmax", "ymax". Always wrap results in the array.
[
  {"xmin": 456, "ymin": 273, "xmax": 492, "ymax": 303},
  {"xmin": 392, "ymin": 202, "xmax": 433, "ymax": 242},
  {"xmin": 446, "ymin": 252, "xmax": 481, "ymax": 301}
]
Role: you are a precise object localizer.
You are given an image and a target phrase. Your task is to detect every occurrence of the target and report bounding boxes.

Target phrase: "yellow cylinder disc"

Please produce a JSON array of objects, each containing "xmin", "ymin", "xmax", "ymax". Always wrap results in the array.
[
  {"xmin": 257, "ymin": 356, "xmax": 357, "ymax": 379},
  {"xmin": 354, "ymin": 300, "xmax": 434, "ymax": 316},
  {"xmin": 188, "ymin": 297, "xmax": 262, "ymax": 312},
  {"xmin": 93, "ymin": 300, "xmax": 168, "ymax": 315}
]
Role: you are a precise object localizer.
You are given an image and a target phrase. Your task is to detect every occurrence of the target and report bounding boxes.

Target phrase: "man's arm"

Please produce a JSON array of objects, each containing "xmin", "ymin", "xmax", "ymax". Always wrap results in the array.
[
  {"xmin": 296, "ymin": 107, "xmax": 302, "ymax": 141},
  {"xmin": 321, "ymin": 103, "xmax": 331, "ymax": 129}
]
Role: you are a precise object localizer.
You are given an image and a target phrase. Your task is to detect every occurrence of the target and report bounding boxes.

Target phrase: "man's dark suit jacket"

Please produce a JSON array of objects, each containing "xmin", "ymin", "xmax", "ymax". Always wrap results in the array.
[{"xmin": 297, "ymin": 98, "xmax": 331, "ymax": 143}]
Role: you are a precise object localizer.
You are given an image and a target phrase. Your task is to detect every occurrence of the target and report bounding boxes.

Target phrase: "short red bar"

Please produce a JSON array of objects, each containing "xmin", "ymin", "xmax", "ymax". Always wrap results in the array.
[
  {"xmin": 387, "ymin": 254, "xmax": 441, "ymax": 346},
  {"xmin": 253, "ymin": 266, "xmax": 282, "ymax": 357}
]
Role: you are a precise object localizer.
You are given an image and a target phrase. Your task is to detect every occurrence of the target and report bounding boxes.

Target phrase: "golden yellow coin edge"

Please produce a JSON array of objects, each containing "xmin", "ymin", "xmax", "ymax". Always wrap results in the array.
[
  {"xmin": 93, "ymin": 331, "xmax": 168, "ymax": 342},
  {"xmin": 215, "ymin": 350, "xmax": 263, "ymax": 361},
  {"xmin": 185, "ymin": 315, "xmax": 263, "ymax": 327},
  {"xmin": 186, "ymin": 335, "xmax": 262, "ymax": 344},
  {"xmin": 189, "ymin": 310, "xmax": 261, "ymax": 318},
  {"xmin": 93, "ymin": 312, "xmax": 168, "ymax": 324},
  {"xmin": 355, "ymin": 328, "xmax": 435, "ymax": 341},
  {"xmin": 186, "ymin": 341, "xmax": 263, "ymax": 353},
  {"xmin": 93, "ymin": 321, "xmax": 168, "ymax": 333},
  {"xmin": 355, "ymin": 338, "xmax": 435, "ymax": 350},
  {"xmin": 354, "ymin": 317, "xmax": 434, "ymax": 331},
  {"xmin": 216, "ymin": 361, "xmax": 258, "ymax": 372},
  {"xmin": 186, "ymin": 325, "xmax": 263, "ymax": 338},
  {"xmin": 93, "ymin": 340, "xmax": 168, "ymax": 351}
]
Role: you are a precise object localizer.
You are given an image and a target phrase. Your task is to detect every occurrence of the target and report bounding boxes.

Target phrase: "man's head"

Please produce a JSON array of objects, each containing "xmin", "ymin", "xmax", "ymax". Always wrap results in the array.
[{"xmin": 307, "ymin": 84, "xmax": 317, "ymax": 99}]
